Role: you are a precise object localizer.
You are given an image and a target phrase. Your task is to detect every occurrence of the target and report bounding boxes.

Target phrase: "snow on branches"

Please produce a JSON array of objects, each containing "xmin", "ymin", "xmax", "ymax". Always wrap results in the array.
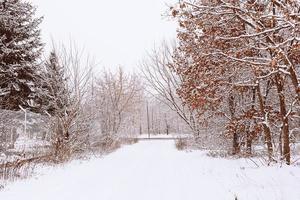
[
  {"xmin": 171, "ymin": 0, "xmax": 300, "ymax": 164},
  {"xmin": 0, "ymin": 0, "xmax": 43, "ymax": 111}
]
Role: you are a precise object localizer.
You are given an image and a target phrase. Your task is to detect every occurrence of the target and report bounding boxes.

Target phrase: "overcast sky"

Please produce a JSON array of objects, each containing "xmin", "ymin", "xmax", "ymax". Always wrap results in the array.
[{"xmin": 29, "ymin": 0, "xmax": 177, "ymax": 71}]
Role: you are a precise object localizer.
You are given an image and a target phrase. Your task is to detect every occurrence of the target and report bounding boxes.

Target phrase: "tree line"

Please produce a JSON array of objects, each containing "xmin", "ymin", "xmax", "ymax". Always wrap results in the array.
[
  {"xmin": 1, "ymin": 0, "xmax": 299, "ymax": 166},
  {"xmin": 0, "ymin": 0, "xmax": 189, "ymax": 164},
  {"xmin": 0, "ymin": 0, "xmax": 145, "ymax": 161},
  {"xmin": 165, "ymin": 0, "xmax": 299, "ymax": 165}
]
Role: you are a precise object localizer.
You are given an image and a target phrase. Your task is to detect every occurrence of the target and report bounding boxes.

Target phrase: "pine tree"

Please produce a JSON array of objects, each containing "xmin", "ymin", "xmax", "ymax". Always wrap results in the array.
[
  {"xmin": 38, "ymin": 51, "xmax": 69, "ymax": 117},
  {"xmin": 0, "ymin": 0, "xmax": 43, "ymax": 111}
]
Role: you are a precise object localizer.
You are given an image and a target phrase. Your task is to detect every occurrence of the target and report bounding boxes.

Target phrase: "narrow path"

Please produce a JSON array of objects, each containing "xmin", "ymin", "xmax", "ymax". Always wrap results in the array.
[{"xmin": 1, "ymin": 140, "xmax": 300, "ymax": 200}]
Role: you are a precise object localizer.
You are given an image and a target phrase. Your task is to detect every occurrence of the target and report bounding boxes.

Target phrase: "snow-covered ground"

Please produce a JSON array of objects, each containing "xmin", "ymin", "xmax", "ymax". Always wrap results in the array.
[{"xmin": 1, "ymin": 140, "xmax": 300, "ymax": 200}]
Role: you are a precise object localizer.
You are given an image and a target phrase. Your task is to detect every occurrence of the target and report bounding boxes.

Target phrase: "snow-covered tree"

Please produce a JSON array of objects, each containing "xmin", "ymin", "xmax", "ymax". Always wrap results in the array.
[
  {"xmin": 38, "ymin": 51, "xmax": 69, "ymax": 116},
  {"xmin": 140, "ymin": 42, "xmax": 201, "ymax": 136},
  {"xmin": 171, "ymin": 0, "xmax": 300, "ymax": 164},
  {"xmin": 0, "ymin": 0, "xmax": 43, "ymax": 111},
  {"xmin": 43, "ymin": 43, "xmax": 94, "ymax": 158},
  {"xmin": 94, "ymin": 68, "xmax": 143, "ymax": 137}
]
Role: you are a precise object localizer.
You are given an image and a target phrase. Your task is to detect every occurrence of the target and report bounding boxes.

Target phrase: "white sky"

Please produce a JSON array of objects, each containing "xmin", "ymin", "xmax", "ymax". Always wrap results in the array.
[{"xmin": 29, "ymin": 0, "xmax": 177, "ymax": 71}]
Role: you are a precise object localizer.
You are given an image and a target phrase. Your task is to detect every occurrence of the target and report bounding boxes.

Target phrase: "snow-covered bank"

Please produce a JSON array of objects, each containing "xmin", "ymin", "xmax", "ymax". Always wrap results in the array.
[{"xmin": 1, "ymin": 140, "xmax": 300, "ymax": 200}]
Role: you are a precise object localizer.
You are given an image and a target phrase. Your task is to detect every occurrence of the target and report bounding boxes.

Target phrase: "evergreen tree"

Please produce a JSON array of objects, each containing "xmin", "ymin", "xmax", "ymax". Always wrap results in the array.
[
  {"xmin": 0, "ymin": 0, "xmax": 43, "ymax": 111},
  {"xmin": 40, "ymin": 51, "xmax": 69, "ymax": 116}
]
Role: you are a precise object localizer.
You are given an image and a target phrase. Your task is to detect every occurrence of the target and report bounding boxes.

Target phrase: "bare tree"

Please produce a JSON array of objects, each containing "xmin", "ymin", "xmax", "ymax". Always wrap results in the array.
[
  {"xmin": 94, "ymin": 68, "xmax": 143, "ymax": 141},
  {"xmin": 140, "ymin": 42, "xmax": 201, "ymax": 135},
  {"xmin": 41, "ymin": 42, "xmax": 95, "ymax": 160}
]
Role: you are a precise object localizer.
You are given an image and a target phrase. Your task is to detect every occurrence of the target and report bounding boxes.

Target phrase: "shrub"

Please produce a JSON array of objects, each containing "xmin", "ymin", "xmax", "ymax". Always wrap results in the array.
[{"xmin": 175, "ymin": 138, "xmax": 187, "ymax": 150}]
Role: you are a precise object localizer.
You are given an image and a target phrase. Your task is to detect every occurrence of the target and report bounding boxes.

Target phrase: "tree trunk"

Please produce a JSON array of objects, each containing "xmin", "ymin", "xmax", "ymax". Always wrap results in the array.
[
  {"xmin": 256, "ymin": 84, "xmax": 273, "ymax": 160},
  {"xmin": 146, "ymin": 102, "xmax": 150, "ymax": 138},
  {"xmin": 287, "ymin": 64, "xmax": 300, "ymax": 101},
  {"xmin": 246, "ymin": 124, "xmax": 252, "ymax": 155},
  {"xmin": 229, "ymin": 94, "xmax": 239, "ymax": 155},
  {"xmin": 274, "ymin": 74, "xmax": 291, "ymax": 165},
  {"xmin": 279, "ymin": 132, "xmax": 283, "ymax": 158},
  {"xmin": 164, "ymin": 113, "xmax": 169, "ymax": 135},
  {"xmin": 232, "ymin": 130, "xmax": 239, "ymax": 155}
]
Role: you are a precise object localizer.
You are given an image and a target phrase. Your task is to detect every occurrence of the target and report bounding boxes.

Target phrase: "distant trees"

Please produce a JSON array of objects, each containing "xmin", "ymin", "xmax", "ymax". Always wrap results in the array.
[
  {"xmin": 171, "ymin": 0, "xmax": 300, "ymax": 164},
  {"xmin": 143, "ymin": 98, "xmax": 195, "ymax": 136},
  {"xmin": 94, "ymin": 68, "xmax": 143, "ymax": 138},
  {"xmin": 140, "ymin": 42, "xmax": 201, "ymax": 135},
  {"xmin": 0, "ymin": 0, "xmax": 43, "ymax": 111}
]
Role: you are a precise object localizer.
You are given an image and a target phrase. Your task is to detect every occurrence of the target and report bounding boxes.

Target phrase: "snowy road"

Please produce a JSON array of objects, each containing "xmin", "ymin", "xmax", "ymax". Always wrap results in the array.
[{"xmin": 1, "ymin": 140, "xmax": 300, "ymax": 200}]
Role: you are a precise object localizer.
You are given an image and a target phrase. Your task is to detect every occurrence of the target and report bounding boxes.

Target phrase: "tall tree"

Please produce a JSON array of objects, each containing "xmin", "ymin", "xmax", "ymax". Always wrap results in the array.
[
  {"xmin": 171, "ymin": 0, "xmax": 300, "ymax": 164},
  {"xmin": 0, "ymin": 0, "xmax": 43, "ymax": 111},
  {"xmin": 140, "ymin": 42, "xmax": 201, "ymax": 136},
  {"xmin": 39, "ymin": 51, "xmax": 69, "ymax": 116}
]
